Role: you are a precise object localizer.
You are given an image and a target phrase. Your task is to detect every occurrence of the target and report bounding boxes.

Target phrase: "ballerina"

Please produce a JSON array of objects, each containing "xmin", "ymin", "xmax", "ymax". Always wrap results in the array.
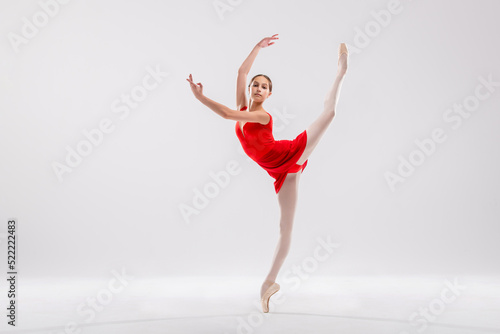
[{"xmin": 187, "ymin": 34, "xmax": 348, "ymax": 312}]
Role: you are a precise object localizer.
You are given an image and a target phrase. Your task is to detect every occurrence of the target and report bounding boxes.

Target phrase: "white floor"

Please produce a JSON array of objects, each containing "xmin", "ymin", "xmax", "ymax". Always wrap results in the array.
[{"xmin": 2, "ymin": 275, "xmax": 500, "ymax": 334}]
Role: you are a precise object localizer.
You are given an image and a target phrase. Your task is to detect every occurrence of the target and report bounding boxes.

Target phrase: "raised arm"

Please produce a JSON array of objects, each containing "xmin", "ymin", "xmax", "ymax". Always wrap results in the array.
[{"xmin": 236, "ymin": 34, "xmax": 279, "ymax": 109}]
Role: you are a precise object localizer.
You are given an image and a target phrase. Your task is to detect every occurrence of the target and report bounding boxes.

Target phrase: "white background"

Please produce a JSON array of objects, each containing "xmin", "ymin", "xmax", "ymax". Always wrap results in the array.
[{"xmin": 1, "ymin": 0, "xmax": 499, "ymax": 284}]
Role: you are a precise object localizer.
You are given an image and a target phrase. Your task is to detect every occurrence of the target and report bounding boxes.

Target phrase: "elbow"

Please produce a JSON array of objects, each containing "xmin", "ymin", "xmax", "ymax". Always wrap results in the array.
[
  {"xmin": 323, "ymin": 104, "xmax": 336, "ymax": 118},
  {"xmin": 223, "ymin": 108, "xmax": 233, "ymax": 120}
]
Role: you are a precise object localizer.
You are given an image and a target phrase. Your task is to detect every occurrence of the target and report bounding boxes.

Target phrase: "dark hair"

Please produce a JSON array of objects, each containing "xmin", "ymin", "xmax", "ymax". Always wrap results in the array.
[{"xmin": 248, "ymin": 74, "xmax": 272, "ymax": 92}]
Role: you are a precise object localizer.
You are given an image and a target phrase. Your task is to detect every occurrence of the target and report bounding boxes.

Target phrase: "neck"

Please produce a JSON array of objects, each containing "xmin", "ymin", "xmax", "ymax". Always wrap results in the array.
[{"xmin": 249, "ymin": 100, "xmax": 264, "ymax": 111}]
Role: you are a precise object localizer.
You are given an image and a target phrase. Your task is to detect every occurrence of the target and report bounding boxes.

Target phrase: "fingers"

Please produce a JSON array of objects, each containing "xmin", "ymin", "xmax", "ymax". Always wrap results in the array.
[
  {"xmin": 262, "ymin": 34, "xmax": 279, "ymax": 41},
  {"xmin": 186, "ymin": 74, "xmax": 203, "ymax": 91},
  {"xmin": 266, "ymin": 34, "xmax": 279, "ymax": 46},
  {"xmin": 187, "ymin": 73, "xmax": 196, "ymax": 85}
]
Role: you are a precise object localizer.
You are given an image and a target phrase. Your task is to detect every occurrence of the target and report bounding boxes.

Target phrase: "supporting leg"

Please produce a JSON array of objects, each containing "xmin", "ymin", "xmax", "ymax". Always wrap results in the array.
[{"xmin": 261, "ymin": 171, "xmax": 301, "ymax": 298}]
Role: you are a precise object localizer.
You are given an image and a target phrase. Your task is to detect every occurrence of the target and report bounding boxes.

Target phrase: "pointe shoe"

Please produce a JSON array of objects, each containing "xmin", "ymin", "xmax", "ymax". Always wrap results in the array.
[
  {"xmin": 261, "ymin": 282, "xmax": 280, "ymax": 313},
  {"xmin": 338, "ymin": 43, "xmax": 348, "ymax": 69}
]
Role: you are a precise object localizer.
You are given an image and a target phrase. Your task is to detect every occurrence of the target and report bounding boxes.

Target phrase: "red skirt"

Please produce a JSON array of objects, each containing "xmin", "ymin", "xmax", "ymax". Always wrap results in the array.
[{"xmin": 255, "ymin": 130, "xmax": 308, "ymax": 194}]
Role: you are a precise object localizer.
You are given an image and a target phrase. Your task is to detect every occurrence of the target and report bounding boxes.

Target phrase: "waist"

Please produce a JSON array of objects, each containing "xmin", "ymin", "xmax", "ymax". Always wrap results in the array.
[{"xmin": 242, "ymin": 141, "xmax": 274, "ymax": 159}]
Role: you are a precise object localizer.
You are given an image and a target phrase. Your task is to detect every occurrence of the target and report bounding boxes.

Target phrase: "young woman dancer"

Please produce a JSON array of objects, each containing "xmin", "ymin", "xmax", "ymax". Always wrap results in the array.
[{"xmin": 187, "ymin": 34, "xmax": 348, "ymax": 312}]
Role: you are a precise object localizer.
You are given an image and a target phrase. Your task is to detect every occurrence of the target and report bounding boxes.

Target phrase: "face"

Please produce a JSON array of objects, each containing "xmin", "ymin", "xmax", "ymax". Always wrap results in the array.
[{"xmin": 249, "ymin": 76, "xmax": 272, "ymax": 101}]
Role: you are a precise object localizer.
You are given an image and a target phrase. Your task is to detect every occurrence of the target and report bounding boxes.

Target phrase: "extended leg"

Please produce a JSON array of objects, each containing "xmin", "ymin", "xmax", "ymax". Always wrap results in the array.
[
  {"xmin": 296, "ymin": 45, "xmax": 348, "ymax": 165},
  {"xmin": 261, "ymin": 171, "xmax": 301, "ymax": 298}
]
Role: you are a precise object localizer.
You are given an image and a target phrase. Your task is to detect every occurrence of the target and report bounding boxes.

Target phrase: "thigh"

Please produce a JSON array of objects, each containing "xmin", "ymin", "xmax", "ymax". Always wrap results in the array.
[
  {"xmin": 277, "ymin": 172, "xmax": 301, "ymax": 225},
  {"xmin": 296, "ymin": 112, "xmax": 335, "ymax": 165}
]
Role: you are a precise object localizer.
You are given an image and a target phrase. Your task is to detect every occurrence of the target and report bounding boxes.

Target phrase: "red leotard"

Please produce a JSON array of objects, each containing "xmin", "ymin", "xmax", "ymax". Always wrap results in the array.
[{"xmin": 235, "ymin": 106, "xmax": 308, "ymax": 194}]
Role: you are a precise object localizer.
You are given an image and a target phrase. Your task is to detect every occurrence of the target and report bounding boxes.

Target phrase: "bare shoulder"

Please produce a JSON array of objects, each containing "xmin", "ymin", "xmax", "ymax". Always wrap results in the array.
[
  {"xmin": 260, "ymin": 111, "xmax": 271, "ymax": 125},
  {"xmin": 252, "ymin": 110, "xmax": 270, "ymax": 125},
  {"xmin": 228, "ymin": 107, "xmax": 270, "ymax": 125}
]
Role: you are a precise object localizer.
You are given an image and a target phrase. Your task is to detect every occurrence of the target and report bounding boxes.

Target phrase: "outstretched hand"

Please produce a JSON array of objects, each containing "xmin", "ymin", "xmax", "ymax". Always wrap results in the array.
[
  {"xmin": 257, "ymin": 34, "xmax": 279, "ymax": 48},
  {"xmin": 186, "ymin": 74, "xmax": 203, "ymax": 100}
]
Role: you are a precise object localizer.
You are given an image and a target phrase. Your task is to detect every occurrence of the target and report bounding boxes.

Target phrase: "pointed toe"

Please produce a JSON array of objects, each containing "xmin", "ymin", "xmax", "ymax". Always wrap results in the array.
[{"xmin": 261, "ymin": 283, "xmax": 280, "ymax": 313}]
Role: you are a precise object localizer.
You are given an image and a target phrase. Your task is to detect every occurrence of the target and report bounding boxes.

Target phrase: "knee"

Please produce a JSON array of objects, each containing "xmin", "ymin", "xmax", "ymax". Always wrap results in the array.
[
  {"xmin": 278, "ymin": 232, "xmax": 292, "ymax": 250},
  {"xmin": 278, "ymin": 224, "xmax": 293, "ymax": 237}
]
